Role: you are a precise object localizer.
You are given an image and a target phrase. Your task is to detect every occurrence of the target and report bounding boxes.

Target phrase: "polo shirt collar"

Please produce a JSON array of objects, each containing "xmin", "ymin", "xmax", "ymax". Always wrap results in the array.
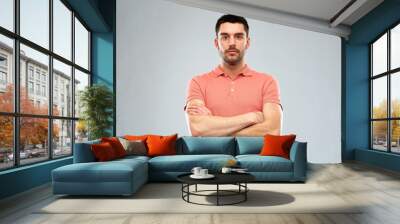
[{"xmin": 212, "ymin": 64, "xmax": 252, "ymax": 77}]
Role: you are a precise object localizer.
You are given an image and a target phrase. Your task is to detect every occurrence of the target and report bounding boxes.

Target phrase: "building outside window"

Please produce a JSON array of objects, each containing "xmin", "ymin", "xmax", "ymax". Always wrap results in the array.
[
  {"xmin": 42, "ymin": 85, "xmax": 46, "ymax": 97},
  {"xmin": 35, "ymin": 70, "xmax": 40, "ymax": 81},
  {"xmin": 0, "ymin": 71, "xmax": 6, "ymax": 84},
  {"xmin": 0, "ymin": 54, "xmax": 7, "ymax": 89},
  {"xmin": 28, "ymin": 81, "xmax": 34, "ymax": 94},
  {"xmin": 28, "ymin": 68, "xmax": 34, "ymax": 80},
  {"xmin": 0, "ymin": 54, "xmax": 7, "ymax": 67},
  {"xmin": 35, "ymin": 83, "xmax": 40, "ymax": 95},
  {"xmin": 54, "ymin": 89, "xmax": 58, "ymax": 101},
  {"xmin": 41, "ymin": 73, "xmax": 46, "ymax": 83}
]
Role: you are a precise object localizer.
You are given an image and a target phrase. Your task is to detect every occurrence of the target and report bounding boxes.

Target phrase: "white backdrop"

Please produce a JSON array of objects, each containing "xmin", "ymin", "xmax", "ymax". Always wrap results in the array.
[{"xmin": 116, "ymin": 0, "xmax": 342, "ymax": 163}]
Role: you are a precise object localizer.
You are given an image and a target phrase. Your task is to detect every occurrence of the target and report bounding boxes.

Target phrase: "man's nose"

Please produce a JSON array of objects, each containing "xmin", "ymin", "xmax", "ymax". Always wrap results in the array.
[
  {"xmin": 228, "ymin": 37, "xmax": 236, "ymax": 45},
  {"xmin": 228, "ymin": 43, "xmax": 237, "ymax": 51}
]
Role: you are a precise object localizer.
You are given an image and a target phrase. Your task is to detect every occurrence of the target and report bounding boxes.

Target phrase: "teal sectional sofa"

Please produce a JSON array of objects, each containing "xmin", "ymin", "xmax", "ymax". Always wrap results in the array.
[{"xmin": 52, "ymin": 136, "xmax": 307, "ymax": 196}]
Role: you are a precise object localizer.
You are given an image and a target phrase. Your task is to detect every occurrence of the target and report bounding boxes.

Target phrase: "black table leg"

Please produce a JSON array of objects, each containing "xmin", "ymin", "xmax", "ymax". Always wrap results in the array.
[
  {"xmin": 245, "ymin": 183, "xmax": 247, "ymax": 201},
  {"xmin": 188, "ymin": 184, "xmax": 191, "ymax": 202},
  {"xmin": 217, "ymin": 184, "xmax": 219, "ymax": 206},
  {"xmin": 181, "ymin": 183, "xmax": 183, "ymax": 199}
]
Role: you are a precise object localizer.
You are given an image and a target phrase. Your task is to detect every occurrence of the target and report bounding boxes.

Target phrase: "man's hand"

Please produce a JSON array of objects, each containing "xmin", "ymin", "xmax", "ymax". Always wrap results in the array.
[
  {"xmin": 250, "ymin": 111, "xmax": 264, "ymax": 124},
  {"xmin": 232, "ymin": 103, "xmax": 282, "ymax": 136},
  {"xmin": 186, "ymin": 104, "xmax": 212, "ymax": 116}
]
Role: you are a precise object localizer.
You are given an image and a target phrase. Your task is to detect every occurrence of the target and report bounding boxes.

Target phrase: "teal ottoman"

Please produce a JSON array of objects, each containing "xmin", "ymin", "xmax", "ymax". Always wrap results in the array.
[{"xmin": 52, "ymin": 156, "xmax": 148, "ymax": 196}]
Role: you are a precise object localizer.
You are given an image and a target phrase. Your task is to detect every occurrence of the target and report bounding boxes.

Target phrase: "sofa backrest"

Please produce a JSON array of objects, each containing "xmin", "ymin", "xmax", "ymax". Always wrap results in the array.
[
  {"xmin": 235, "ymin": 137, "xmax": 264, "ymax": 155},
  {"xmin": 74, "ymin": 136, "xmax": 300, "ymax": 162},
  {"xmin": 73, "ymin": 139, "xmax": 100, "ymax": 163},
  {"xmin": 176, "ymin": 136, "xmax": 236, "ymax": 155}
]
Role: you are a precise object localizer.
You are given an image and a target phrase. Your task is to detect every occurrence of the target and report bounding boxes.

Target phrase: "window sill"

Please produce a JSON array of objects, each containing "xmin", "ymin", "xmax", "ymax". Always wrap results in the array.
[
  {"xmin": 0, "ymin": 156, "xmax": 72, "ymax": 175},
  {"xmin": 355, "ymin": 148, "xmax": 400, "ymax": 173}
]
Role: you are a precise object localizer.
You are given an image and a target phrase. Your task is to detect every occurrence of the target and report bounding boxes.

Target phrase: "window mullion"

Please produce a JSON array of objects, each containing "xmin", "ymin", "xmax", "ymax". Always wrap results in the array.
[
  {"xmin": 13, "ymin": 0, "xmax": 20, "ymax": 167},
  {"xmin": 388, "ymin": 30, "xmax": 391, "ymax": 152},
  {"xmin": 370, "ymin": 45, "xmax": 373, "ymax": 149},
  {"xmin": 71, "ymin": 10, "xmax": 76, "ymax": 155},
  {"xmin": 49, "ymin": 0, "xmax": 54, "ymax": 160}
]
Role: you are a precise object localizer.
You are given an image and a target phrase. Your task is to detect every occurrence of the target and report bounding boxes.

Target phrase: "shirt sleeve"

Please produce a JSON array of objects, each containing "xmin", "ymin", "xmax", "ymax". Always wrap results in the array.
[
  {"xmin": 262, "ymin": 76, "xmax": 282, "ymax": 109},
  {"xmin": 184, "ymin": 78, "xmax": 205, "ymax": 110}
]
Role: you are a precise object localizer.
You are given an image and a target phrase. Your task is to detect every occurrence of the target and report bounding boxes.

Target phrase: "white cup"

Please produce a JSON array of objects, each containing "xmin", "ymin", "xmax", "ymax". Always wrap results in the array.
[
  {"xmin": 191, "ymin": 167, "xmax": 202, "ymax": 176},
  {"xmin": 200, "ymin": 169, "xmax": 208, "ymax": 176},
  {"xmin": 221, "ymin": 167, "xmax": 231, "ymax": 174}
]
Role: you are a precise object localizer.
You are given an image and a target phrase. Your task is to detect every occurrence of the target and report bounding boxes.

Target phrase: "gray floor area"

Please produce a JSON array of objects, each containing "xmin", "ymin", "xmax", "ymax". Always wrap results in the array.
[{"xmin": 1, "ymin": 162, "xmax": 400, "ymax": 224}]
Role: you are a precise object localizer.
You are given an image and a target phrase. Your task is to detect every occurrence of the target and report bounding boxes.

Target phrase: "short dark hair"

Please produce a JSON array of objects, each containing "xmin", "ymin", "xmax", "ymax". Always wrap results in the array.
[{"xmin": 215, "ymin": 14, "xmax": 249, "ymax": 36}]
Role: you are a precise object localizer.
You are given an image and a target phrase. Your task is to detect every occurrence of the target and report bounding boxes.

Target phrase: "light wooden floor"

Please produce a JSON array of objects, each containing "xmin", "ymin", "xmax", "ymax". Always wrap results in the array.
[{"xmin": 1, "ymin": 162, "xmax": 400, "ymax": 224}]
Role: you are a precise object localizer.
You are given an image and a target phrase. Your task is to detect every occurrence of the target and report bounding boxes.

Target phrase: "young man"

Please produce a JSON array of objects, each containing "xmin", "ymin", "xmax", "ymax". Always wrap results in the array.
[{"xmin": 185, "ymin": 14, "xmax": 282, "ymax": 136}]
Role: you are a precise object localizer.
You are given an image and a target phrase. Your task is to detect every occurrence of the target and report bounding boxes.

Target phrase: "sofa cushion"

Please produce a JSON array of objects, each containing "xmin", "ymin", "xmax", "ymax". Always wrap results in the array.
[
  {"xmin": 124, "ymin": 135, "xmax": 149, "ymax": 142},
  {"xmin": 236, "ymin": 137, "xmax": 263, "ymax": 155},
  {"xmin": 115, "ymin": 155, "xmax": 150, "ymax": 163},
  {"xmin": 91, "ymin": 142, "xmax": 118, "ymax": 161},
  {"xmin": 101, "ymin": 137, "xmax": 127, "ymax": 158},
  {"xmin": 147, "ymin": 134, "xmax": 178, "ymax": 157},
  {"xmin": 148, "ymin": 154, "xmax": 235, "ymax": 172},
  {"xmin": 236, "ymin": 155, "xmax": 293, "ymax": 172},
  {"xmin": 260, "ymin": 134, "xmax": 296, "ymax": 159},
  {"xmin": 52, "ymin": 159, "xmax": 147, "ymax": 183},
  {"xmin": 177, "ymin": 136, "xmax": 236, "ymax": 155},
  {"xmin": 118, "ymin": 138, "xmax": 147, "ymax": 156}
]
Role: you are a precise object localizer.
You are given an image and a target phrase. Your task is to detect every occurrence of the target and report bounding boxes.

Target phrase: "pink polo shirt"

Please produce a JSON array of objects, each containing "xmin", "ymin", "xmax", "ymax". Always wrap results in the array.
[{"xmin": 186, "ymin": 64, "xmax": 281, "ymax": 117}]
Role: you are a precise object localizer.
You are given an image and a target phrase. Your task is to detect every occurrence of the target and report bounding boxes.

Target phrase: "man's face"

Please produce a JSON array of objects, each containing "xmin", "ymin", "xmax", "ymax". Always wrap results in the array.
[{"xmin": 215, "ymin": 22, "xmax": 250, "ymax": 65}]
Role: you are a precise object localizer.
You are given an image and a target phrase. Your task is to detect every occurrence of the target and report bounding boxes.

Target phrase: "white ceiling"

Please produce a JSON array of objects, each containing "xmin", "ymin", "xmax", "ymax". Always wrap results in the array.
[
  {"xmin": 167, "ymin": 0, "xmax": 384, "ymax": 38},
  {"xmin": 226, "ymin": 0, "xmax": 352, "ymax": 23}
]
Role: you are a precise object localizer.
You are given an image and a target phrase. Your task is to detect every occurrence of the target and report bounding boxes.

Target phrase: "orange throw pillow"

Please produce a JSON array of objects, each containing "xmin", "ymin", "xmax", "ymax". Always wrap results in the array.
[
  {"xmin": 124, "ymin": 135, "xmax": 149, "ymax": 141},
  {"xmin": 101, "ymin": 137, "xmax": 127, "ymax": 158},
  {"xmin": 91, "ymin": 142, "xmax": 117, "ymax": 161},
  {"xmin": 260, "ymin": 134, "xmax": 296, "ymax": 159},
  {"xmin": 146, "ymin": 134, "xmax": 178, "ymax": 157}
]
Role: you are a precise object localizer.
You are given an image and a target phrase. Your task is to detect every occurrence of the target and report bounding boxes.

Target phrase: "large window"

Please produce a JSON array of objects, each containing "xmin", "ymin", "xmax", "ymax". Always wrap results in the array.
[
  {"xmin": 371, "ymin": 23, "xmax": 400, "ymax": 153},
  {"xmin": 0, "ymin": 0, "xmax": 91, "ymax": 171}
]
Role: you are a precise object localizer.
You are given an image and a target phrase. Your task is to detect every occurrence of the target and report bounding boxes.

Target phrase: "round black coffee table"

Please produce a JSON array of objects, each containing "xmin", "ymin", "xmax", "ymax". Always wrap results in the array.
[{"xmin": 177, "ymin": 172, "xmax": 255, "ymax": 206}]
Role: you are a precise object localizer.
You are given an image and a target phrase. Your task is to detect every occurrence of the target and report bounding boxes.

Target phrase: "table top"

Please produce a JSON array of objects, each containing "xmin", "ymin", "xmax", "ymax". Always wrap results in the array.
[{"xmin": 177, "ymin": 172, "xmax": 255, "ymax": 185}]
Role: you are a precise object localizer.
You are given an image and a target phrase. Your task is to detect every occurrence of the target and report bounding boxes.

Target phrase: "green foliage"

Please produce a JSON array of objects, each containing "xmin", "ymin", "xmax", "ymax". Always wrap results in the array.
[{"xmin": 79, "ymin": 84, "xmax": 113, "ymax": 140}]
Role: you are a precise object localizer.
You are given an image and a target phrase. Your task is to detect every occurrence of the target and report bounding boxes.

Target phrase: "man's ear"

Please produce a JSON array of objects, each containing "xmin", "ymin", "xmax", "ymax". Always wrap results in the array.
[
  {"xmin": 214, "ymin": 38, "xmax": 219, "ymax": 49},
  {"xmin": 246, "ymin": 37, "xmax": 250, "ymax": 50}
]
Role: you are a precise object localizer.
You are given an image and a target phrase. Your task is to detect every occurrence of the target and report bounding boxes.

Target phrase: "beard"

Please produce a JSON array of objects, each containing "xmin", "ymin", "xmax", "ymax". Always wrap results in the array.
[{"xmin": 220, "ymin": 49, "xmax": 245, "ymax": 65}]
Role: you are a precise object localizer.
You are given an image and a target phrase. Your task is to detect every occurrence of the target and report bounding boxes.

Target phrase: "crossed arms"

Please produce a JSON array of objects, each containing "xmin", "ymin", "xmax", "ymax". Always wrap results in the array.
[{"xmin": 185, "ymin": 99, "xmax": 282, "ymax": 136}]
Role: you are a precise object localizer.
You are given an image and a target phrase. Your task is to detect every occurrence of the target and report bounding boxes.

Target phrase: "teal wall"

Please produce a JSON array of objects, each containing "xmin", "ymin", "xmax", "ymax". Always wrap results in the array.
[
  {"xmin": 91, "ymin": 0, "xmax": 116, "ymax": 135},
  {"xmin": 0, "ymin": 0, "xmax": 115, "ymax": 200},
  {"xmin": 0, "ymin": 158, "xmax": 72, "ymax": 199},
  {"xmin": 344, "ymin": 0, "xmax": 400, "ymax": 171},
  {"xmin": 92, "ymin": 32, "xmax": 115, "ymax": 136},
  {"xmin": 92, "ymin": 33, "xmax": 114, "ymax": 87}
]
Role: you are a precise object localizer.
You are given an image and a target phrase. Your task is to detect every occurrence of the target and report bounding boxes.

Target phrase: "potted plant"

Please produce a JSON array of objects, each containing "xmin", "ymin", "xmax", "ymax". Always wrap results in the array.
[{"xmin": 79, "ymin": 84, "xmax": 113, "ymax": 140}]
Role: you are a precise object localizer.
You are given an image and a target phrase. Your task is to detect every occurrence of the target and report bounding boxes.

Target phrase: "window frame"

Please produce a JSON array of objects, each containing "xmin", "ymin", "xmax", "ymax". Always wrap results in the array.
[
  {"xmin": 0, "ymin": 0, "xmax": 92, "ymax": 171},
  {"xmin": 370, "ymin": 21, "xmax": 400, "ymax": 154}
]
